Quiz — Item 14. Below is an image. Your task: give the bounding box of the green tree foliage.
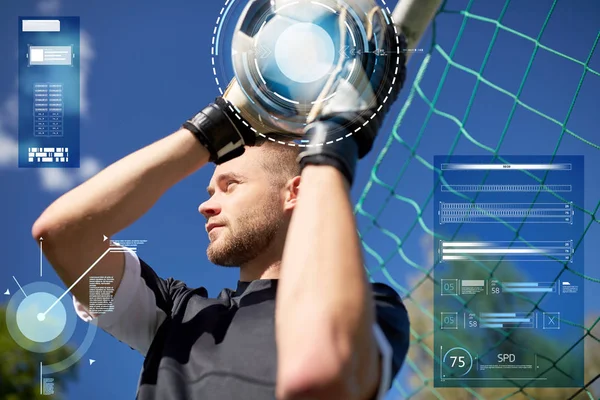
[0,305,79,399]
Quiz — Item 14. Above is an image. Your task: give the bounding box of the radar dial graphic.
[16,291,68,344]
[5,280,97,374]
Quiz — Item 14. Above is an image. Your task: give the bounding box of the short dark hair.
[252,133,302,186]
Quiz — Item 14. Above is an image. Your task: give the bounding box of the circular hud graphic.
[5,280,98,374]
[212,0,400,141]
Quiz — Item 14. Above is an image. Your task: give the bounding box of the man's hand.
[182,79,258,164]
[298,5,408,185]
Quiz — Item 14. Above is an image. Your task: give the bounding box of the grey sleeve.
[73,245,190,356]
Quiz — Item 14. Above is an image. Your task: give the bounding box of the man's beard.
[206,194,283,267]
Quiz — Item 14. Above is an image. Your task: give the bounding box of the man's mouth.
[206,222,225,233]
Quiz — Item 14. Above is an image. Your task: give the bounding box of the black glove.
[182,96,256,164]
[299,10,408,185]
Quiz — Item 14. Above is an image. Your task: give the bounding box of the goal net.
[358,0,600,398]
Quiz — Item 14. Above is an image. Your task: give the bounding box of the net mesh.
[356,0,600,398]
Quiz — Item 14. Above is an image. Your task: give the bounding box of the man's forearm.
[33,128,209,239]
[276,165,379,400]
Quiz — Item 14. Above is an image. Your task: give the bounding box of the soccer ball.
[231,0,383,136]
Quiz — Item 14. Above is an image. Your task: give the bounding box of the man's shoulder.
[370,282,401,300]
[168,282,240,313]
[370,282,408,314]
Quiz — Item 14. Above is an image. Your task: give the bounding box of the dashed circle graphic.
[211,0,401,148]
[5,280,99,374]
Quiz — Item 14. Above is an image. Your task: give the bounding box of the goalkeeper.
[32,2,410,399]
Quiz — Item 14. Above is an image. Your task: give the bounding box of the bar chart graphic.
[439,202,573,224]
[479,312,535,329]
[440,163,573,171]
[501,281,557,293]
[440,240,573,262]
[441,184,572,192]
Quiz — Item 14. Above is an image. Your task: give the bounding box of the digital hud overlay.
[18,17,80,168]
[433,155,584,388]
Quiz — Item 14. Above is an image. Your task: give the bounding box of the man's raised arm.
[32,85,256,310]
[274,7,408,400]
[31,129,210,307]
[276,164,381,400]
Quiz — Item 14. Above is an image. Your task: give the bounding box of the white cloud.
[0,126,18,166]
[38,167,76,192]
[36,155,104,192]
[2,93,18,128]
[36,0,61,15]
[79,31,96,118]
[78,156,102,180]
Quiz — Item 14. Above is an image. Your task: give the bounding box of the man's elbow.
[276,355,378,400]
[32,207,78,244]
[31,214,75,257]
[32,216,51,242]
[276,362,349,400]
[31,213,64,244]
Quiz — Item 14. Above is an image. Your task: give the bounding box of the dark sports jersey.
[74,246,410,399]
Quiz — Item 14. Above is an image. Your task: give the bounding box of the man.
[32,6,409,399]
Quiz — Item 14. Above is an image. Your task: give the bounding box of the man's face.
[199,147,286,267]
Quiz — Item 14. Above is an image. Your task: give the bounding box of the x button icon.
[543,312,560,329]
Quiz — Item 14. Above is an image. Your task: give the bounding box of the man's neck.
[239,258,282,281]
[239,229,287,281]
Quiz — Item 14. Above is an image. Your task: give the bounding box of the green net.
[356,0,600,398]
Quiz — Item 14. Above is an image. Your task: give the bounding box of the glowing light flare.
[274,23,336,83]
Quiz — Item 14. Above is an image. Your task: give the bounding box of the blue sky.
[0,0,599,399]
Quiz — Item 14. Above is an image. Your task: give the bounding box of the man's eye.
[226,181,238,190]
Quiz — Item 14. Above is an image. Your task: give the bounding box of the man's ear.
[283,176,301,212]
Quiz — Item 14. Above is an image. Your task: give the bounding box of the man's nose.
[198,198,221,218]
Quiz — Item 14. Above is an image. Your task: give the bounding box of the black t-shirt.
[74,248,410,399]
